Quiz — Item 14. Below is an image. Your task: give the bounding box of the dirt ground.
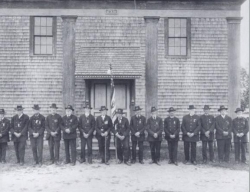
[0,144,249,192]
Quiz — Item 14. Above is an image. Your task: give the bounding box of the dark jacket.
[181,114,200,142]
[113,117,130,137]
[28,113,45,139]
[215,115,232,140]
[10,114,29,142]
[130,115,146,141]
[95,115,113,138]
[200,114,215,141]
[146,116,163,142]
[78,114,95,138]
[45,113,62,141]
[0,117,10,143]
[61,114,78,140]
[232,117,249,143]
[164,116,180,141]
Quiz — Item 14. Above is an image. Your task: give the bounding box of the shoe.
[88,158,92,164]
[192,161,197,165]
[20,162,24,166]
[242,161,248,165]
[38,163,42,167]
[71,162,76,166]
[117,160,123,164]
[155,161,161,166]
[203,160,207,164]
[2,160,6,164]
[80,159,86,164]
[168,160,172,164]
[105,161,110,165]
[65,161,70,164]
[139,161,144,164]
[131,160,136,164]
[235,161,240,164]
[184,160,188,164]
[210,160,215,163]
[16,160,20,164]
[55,161,60,165]
[33,162,38,166]
[49,161,54,165]
[174,162,178,166]
[149,160,155,164]
[125,161,131,166]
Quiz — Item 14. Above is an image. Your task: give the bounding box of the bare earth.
[0,160,248,192]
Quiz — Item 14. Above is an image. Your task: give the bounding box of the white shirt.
[221,115,226,119]
[102,115,105,120]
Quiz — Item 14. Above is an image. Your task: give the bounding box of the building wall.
[0,16,64,118]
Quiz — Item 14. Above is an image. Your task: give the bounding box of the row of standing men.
[0,104,248,166]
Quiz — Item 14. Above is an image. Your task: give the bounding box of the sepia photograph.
[0,0,249,191]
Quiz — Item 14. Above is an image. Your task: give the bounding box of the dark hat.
[218,105,228,112]
[65,105,74,111]
[99,106,108,111]
[167,107,176,112]
[15,105,24,111]
[188,105,196,110]
[133,106,142,111]
[83,104,92,110]
[203,105,211,110]
[50,103,58,109]
[32,104,41,110]
[0,109,5,114]
[116,108,124,114]
[235,107,244,113]
[151,107,157,113]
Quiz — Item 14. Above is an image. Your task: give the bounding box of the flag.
[108,64,116,123]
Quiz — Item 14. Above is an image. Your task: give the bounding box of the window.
[165,18,191,57]
[30,16,56,55]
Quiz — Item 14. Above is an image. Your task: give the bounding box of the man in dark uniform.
[181,105,200,165]
[147,107,163,165]
[232,107,249,164]
[130,106,146,164]
[78,104,95,164]
[164,107,180,166]
[0,109,10,163]
[10,105,29,166]
[61,105,78,166]
[45,103,62,165]
[28,105,45,166]
[113,108,131,166]
[95,106,112,165]
[215,105,232,163]
[200,105,215,164]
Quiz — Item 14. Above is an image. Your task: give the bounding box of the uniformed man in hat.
[95,106,112,165]
[0,109,10,163]
[130,106,146,164]
[61,105,78,166]
[232,107,249,164]
[78,104,95,164]
[45,103,62,165]
[164,107,180,166]
[113,108,131,166]
[147,107,163,165]
[215,105,232,163]
[181,105,200,165]
[28,105,45,166]
[200,105,215,163]
[10,105,29,166]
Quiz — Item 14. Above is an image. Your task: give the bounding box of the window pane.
[47,46,53,54]
[181,28,187,37]
[46,27,52,36]
[41,27,46,35]
[175,47,180,55]
[34,17,40,26]
[175,28,180,37]
[34,45,40,54]
[169,47,175,55]
[34,27,40,35]
[181,19,187,28]
[47,37,52,45]
[181,47,187,55]
[174,19,181,27]
[41,37,47,45]
[169,28,175,37]
[41,17,47,26]
[34,37,41,45]
[168,19,175,28]
[47,18,53,27]
[169,38,175,47]
[181,38,186,46]
[175,38,181,46]
[41,45,47,54]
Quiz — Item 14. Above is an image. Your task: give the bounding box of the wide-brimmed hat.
[203,105,211,110]
[65,105,74,111]
[168,107,176,112]
[83,104,92,110]
[15,105,24,111]
[99,106,108,111]
[235,107,244,113]
[188,105,196,110]
[151,107,157,113]
[218,105,228,112]
[0,109,5,114]
[50,103,58,109]
[32,104,41,110]
[116,108,124,114]
[133,106,142,111]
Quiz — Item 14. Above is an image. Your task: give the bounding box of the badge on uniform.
[226,121,229,125]
[139,120,141,124]
[70,119,73,122]
[194,119,196,122]
[174,121,175,125]
[2,123,5,126]
[209,119,211,123]
[104,121,108,125]
[54,119,58,123]
[242,121,245,125]
[156,122,158,125]
[87,120,89,124]
[18,123,20,127]
[36,120,40,124]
